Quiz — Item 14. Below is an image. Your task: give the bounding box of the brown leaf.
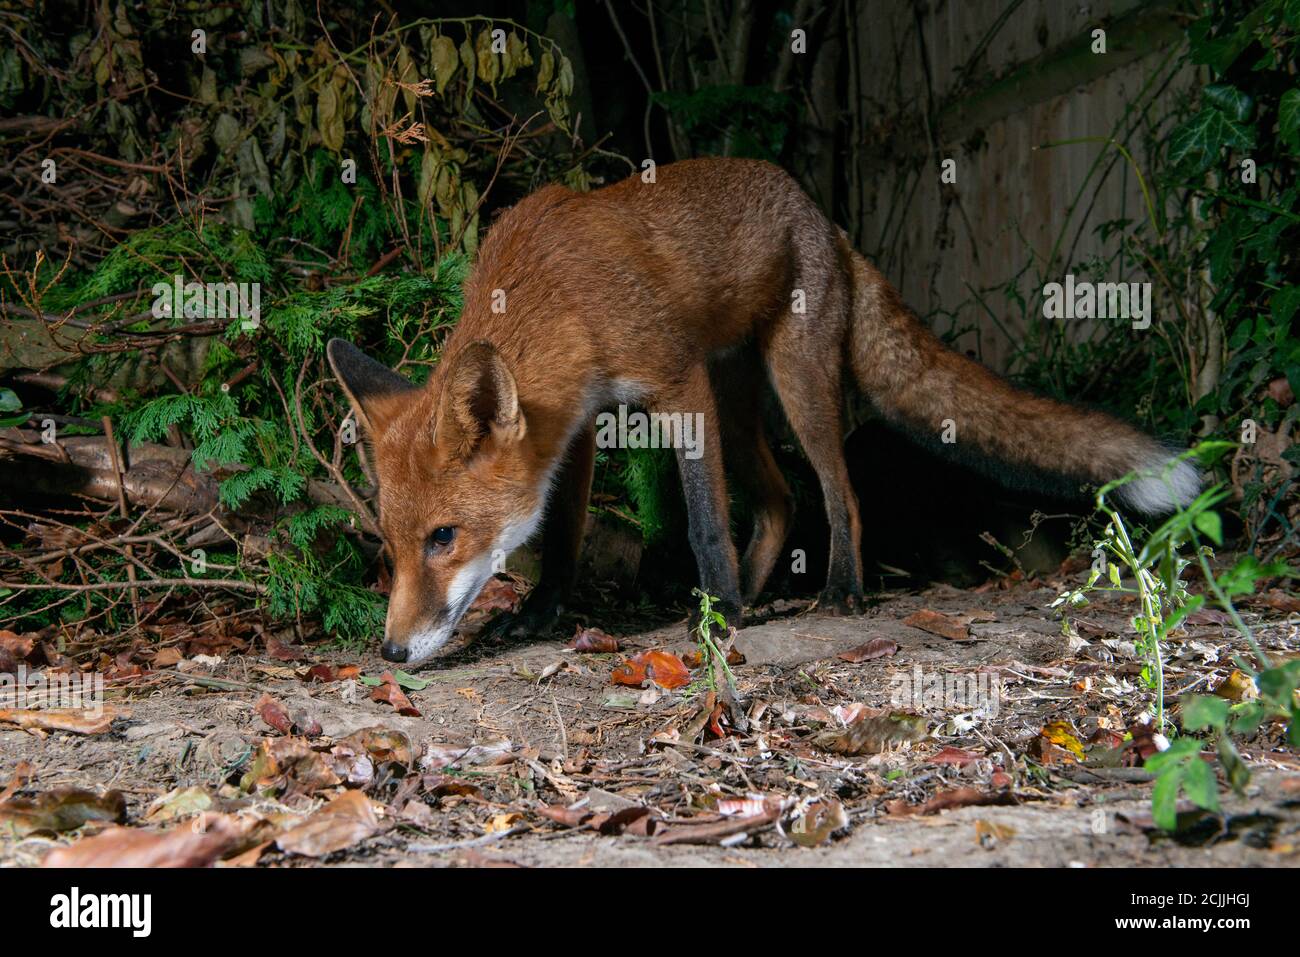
[43,815,247,867]
[788,799,848,847]
[0,760,33,802]
[889,787,1014,817]
[256,693,293,735]
[611,650,690,690]
[0,630,35,670]
[902,609,973,641]
[304,664,338,683]
[837,638,899,663]
[420,739,514,771]
[1254,590,1300,614]
[327,727,415,786]
[656,807,780,846]
[275,790,381,858]
[1267,376,1294,406]
[816,712,928,755]
[539,804,592,828]
[240,738,341,796]
[929,746,983,766]
[151,647,184,667]
[1213,669,1258,702]
[266,637,310,661]
[470,577,520,614]
[0,707,122,735]
[681,646,745,668]
[0,788,126,836]
[372,672,421,716]
[569,626,620,653]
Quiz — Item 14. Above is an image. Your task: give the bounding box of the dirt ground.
[2,566,1299,868]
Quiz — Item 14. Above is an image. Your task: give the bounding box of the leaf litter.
[3,560,1298,866]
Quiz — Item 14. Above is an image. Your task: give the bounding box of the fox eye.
[427,526,456,553]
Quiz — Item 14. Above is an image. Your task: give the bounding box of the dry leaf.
[569,626,620,653]
[469,577,519,614]
[275,790,381,858]
[143,786,213,823]
[929,746,983,766]
[1040,721,1085,760]
[902,610,973,641]
[611,650,690,690]
[837,638,899,663]
[788,799,848,847]
[43,815,247,867]
[372,672,420,716]
[1213,669,1258,702]
[256,693,293,734]
[816,712,928,755]
[0,788,126,836]
[0,707,123,735]
[484,812,523,834]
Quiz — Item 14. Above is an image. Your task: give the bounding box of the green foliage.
[985,0,1298,556]
[653,85,791,160]
[1055,441,1298,831]
[691,587,734,694]
[0,387,31,428]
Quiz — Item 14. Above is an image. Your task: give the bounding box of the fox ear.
[326,339,419,437]
[434,341,526,461]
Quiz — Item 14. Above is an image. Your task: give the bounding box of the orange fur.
[331,158,1196,665]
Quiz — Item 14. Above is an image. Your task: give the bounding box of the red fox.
[329,158,1199,666]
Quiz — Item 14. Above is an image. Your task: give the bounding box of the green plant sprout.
[1053,441,1298,829]
[691,587,735,694]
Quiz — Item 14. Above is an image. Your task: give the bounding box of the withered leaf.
[0,788,126,836]
[611,650,690,690]
[372,673,420,716]
[256,693,293,734]
[837,638,899,663]
[788,799,848,847]
[276,791,380,858]
[0,707,122,735]
[815,712,928,755]
[43,815,247,867]
[902,610,974,641]
[569,626,620,653]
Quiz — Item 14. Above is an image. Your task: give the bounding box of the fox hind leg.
[713,351,793,604]
[762,313,865,614]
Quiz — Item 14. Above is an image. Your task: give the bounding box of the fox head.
[327,339,544,666]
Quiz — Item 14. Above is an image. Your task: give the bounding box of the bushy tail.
[844,250,1199,515]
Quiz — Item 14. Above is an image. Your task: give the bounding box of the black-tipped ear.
[434,341,525,461]
[326,339,419,435]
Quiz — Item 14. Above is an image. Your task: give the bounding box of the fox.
[328,157,1200,666]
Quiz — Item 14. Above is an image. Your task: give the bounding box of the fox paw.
[816,588,865,616]
[485,598,563,642]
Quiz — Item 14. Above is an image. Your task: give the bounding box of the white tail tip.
[1112,454,1201,516]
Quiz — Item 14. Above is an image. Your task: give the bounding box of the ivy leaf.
[1167,108,1255,174]
[0,388,21,412]
[1280,89,1300,151]
[1203,83,1253,122]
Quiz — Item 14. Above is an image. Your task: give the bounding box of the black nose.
[380,640,408,663]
